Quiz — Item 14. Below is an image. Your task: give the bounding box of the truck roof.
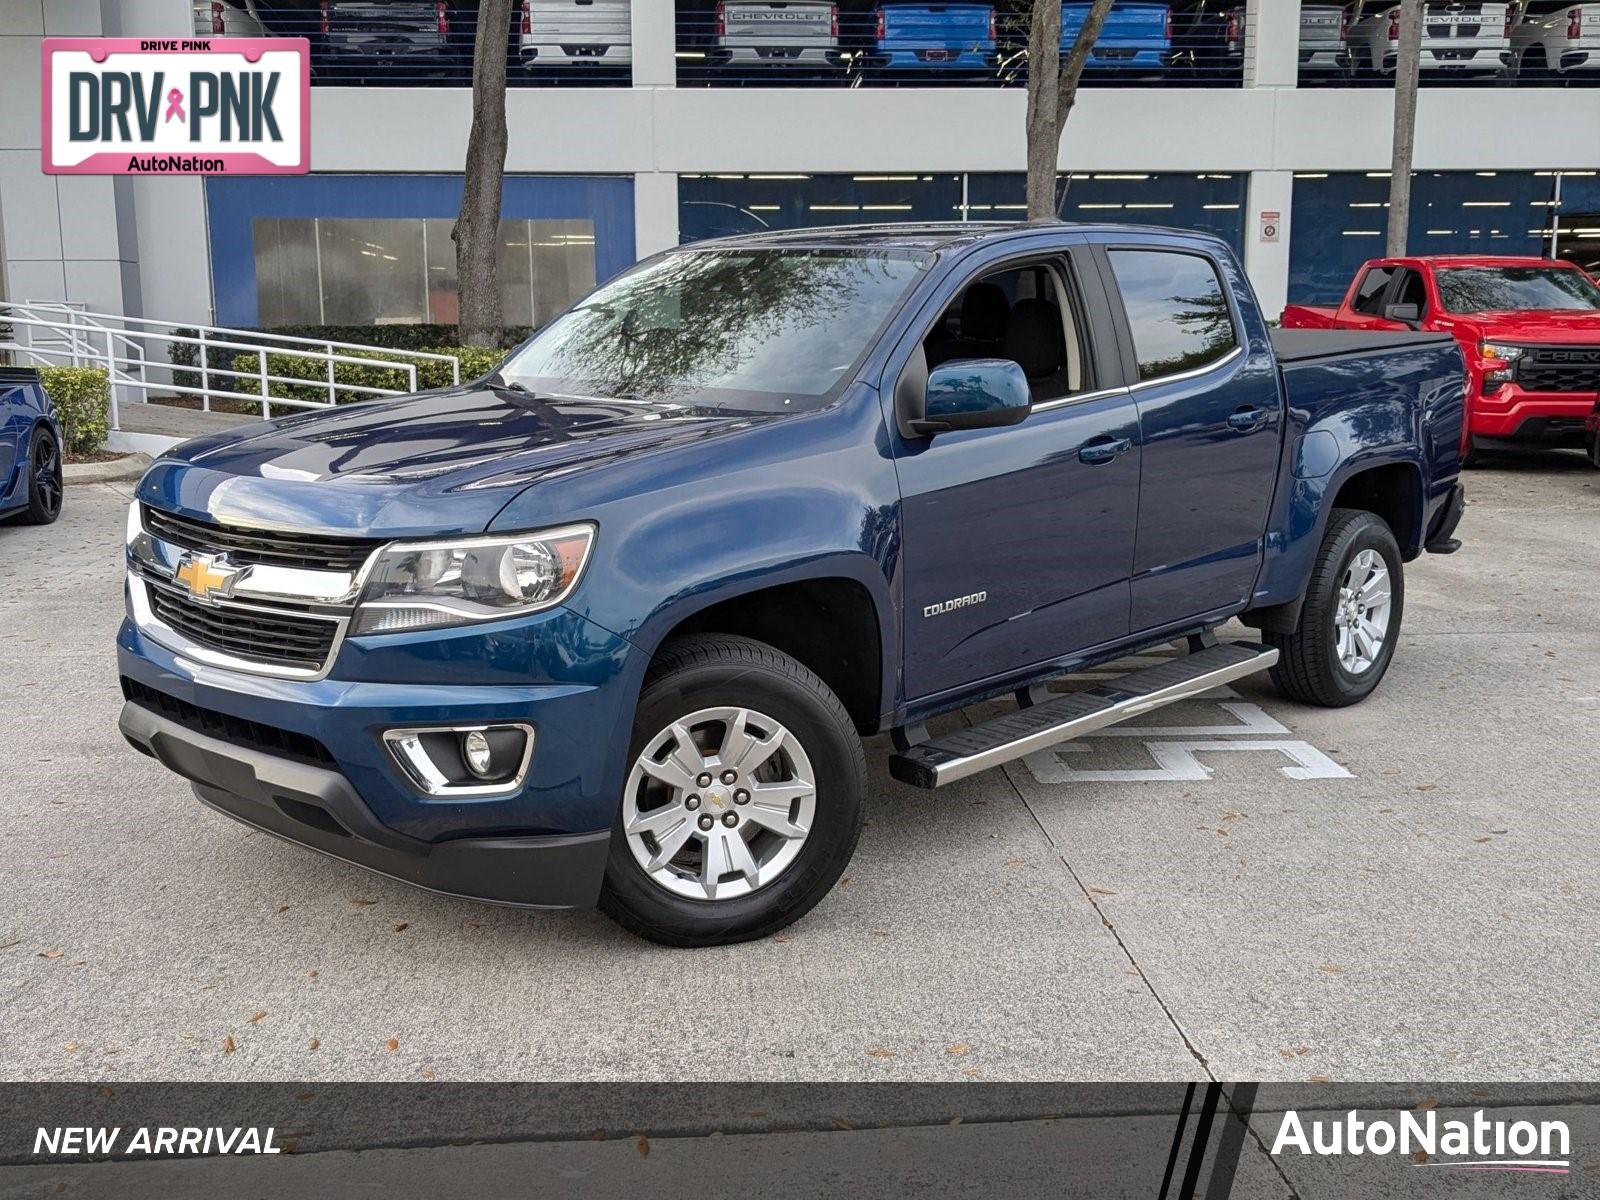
[1372,254,1576,270]
[685,220,1230,253]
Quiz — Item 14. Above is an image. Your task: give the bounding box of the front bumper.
[119,700,610,908]
[1471,386,1598,441]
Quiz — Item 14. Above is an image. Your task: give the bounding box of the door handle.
[1078,436,1132,465]
[1227,407,1268,433]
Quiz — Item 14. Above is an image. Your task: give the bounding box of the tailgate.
[1064,2,1169,45]
[1298,5,1344,47]
[328,1,440,33]
[722,2,835,41]
[1422,1,1507,42]
[880,4,992,46]
[527,0,629,40]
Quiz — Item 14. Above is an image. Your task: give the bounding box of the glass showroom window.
[252,217,596,327]
[679,172,1246,251]
[1287,171,1562,303]
[679,174,963,242]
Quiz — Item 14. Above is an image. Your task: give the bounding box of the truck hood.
[136,383,766,539]
[1439,310,1600,342]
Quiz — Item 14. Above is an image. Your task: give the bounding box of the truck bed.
[1270,328,1456,364]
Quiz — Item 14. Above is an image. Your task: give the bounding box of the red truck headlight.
[1479,340,1524,392]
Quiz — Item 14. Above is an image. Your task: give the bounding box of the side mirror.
[1385,302,1421,327]
[909,358,1032,438]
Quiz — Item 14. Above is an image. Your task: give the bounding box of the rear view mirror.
[909,358,1032,438]
[1385,302,1421,326]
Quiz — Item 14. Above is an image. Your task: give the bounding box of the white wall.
[10,0,1600,322]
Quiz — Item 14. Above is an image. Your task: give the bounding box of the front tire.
[599,635,866,947]
[1266,509,1404,707]
[18,428,63,525]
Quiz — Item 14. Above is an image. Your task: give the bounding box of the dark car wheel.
[599,635,866,948]
[1266,509,1404,708]
[19,428,63,525]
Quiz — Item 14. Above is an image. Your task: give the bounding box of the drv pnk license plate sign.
[42,38,309,176]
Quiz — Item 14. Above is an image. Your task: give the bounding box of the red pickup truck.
[1282,256,1600,465]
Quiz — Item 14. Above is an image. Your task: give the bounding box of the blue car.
[1064,1,1172,76]
[872,3,997,75]
[0,367,63,526]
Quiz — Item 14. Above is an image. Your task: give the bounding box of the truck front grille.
[1518,348,1600,395]
[142,505,382,573]
[146,581,341,672]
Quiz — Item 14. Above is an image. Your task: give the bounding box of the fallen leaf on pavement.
[308,1038,320,1050]
[64,1042,81,1052]
[39,950,63,959]
[1309,1074,1332,1083]
[947,1043,970,1055]
[1318,964,1344,975]
[1089,887,1117,896]
[832,1118,854,1131]
[867,1047,895,1059]
[222,1036,235,1054]
[393,923,409,933]
[1415,1097,1439,1112]
[248,1011,267,1024]
[1416,784,1437,792]
[635,1135,650,1157]
[386,1038,399,1052]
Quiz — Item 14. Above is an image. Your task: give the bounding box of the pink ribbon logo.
[164,87,185,123]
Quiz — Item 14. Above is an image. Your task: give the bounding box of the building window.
[679,172,1247,252]
[1287,170,1567,303]
[250,217,595,328]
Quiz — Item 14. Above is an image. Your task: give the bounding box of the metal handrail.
[0,303,459,427]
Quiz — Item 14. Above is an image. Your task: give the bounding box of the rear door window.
[1351,266,1397,315]
[1107,250,1239,383]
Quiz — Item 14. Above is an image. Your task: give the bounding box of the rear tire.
[599,635,866,948]
[1266,509,1404,708]
[18,428,63,525]
[1587,427,1600,470]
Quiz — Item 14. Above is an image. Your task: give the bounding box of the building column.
[1245,170,1293,319]
[630,0,676,89]
[1243,0,1300,89]
[633,171,680,259]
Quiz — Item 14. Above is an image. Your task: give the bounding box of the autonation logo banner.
[1272,1108,1572,1176]
[42,37,309,175]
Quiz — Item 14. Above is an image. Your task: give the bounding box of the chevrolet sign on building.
[42,37,309,175]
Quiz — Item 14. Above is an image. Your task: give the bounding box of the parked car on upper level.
[1299,3,1351,73]
[192,0,269,36]
[0,367,63,528]
[1282,255,1600,462]
[1169,1,1245,80]
[519,0,632,71]
[1507,1,1600,79]
[117,222,1465,947]
[1344,0,1511,78]
[316,0,469,83]
[1064,1,1172,76]
[709,1,844,73]
[868,3,997,76]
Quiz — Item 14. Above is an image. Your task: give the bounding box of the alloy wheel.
[1333,548,1391,675]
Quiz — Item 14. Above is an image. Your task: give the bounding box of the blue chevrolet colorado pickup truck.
[118,222,1466,946]
[0,367,64,527]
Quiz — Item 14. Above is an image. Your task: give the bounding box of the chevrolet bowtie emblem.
[175,554,238,603]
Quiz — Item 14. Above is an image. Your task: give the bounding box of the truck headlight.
[352,524,594,636]
[1479,341,1523,393]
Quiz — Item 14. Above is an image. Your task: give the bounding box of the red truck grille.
[1517,347,1600,394]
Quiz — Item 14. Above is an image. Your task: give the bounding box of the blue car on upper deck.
[117,221,1466,947]
[1065,0,1172,75]
[870,3,997,75]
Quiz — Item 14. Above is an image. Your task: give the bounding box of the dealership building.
[5,0,1600,337]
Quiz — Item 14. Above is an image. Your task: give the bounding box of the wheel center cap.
[707,789,729,810]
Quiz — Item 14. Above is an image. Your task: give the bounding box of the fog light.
[463,730,493,778]
[383,723,535,796]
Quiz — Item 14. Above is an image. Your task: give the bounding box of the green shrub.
[39,366,110,455]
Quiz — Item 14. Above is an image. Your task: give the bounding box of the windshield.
[496,247,930,413]
[1435,266,1600,314]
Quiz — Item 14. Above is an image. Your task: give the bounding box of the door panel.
[894,244,1141,702]
[1102,246,1282,631]
[898,391,1141,699]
